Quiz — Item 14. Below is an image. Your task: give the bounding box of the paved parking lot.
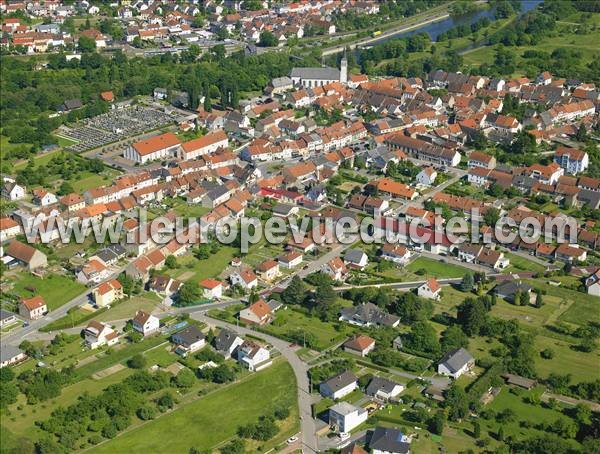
[60,106,175,153]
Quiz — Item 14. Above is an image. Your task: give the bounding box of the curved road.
[191,313,319,453]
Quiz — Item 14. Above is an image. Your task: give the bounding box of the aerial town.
[0,1,599,453]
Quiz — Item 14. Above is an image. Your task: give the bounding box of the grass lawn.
[533,334,600,384]
[263,307,351,351]
[503,252,546,274]
[69,171,120,193]
[166,245,239,282]
[10,273,86,311]
[556,290,600,327]
[12,149,60,171]
[406,257,469,279]
[91,360,298,453]
[2,367,134,443]
[143,343,178,368]
[93,293,162,324]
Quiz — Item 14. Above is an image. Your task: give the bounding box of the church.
[290,58,348,88]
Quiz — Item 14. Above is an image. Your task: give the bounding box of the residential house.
[416,167,437,186]
[230,268,258,289]
[0,217,21,242]
[5,240,47,270]
[339,303,400,328]
[32,189,58,206]
[256,259,280,282]
[380,243,411,265]
[585,269,600,297]
[0,345,27,368]
[319,370,358,399]
[200,278,223,299]
[132,310,160,336]
[92,279,123,307]
[172,325,205,355]
[343,335,376,357]
[322,257,348,281]
[278,250,303,269]
[237,339,272,372]
[468,151,496,169]
[19,296,47,319]
[437,347,474,379]
[494,280,533,304]
[2,181,25,200]
[214,328,243,359]
[343,249,369,270]
[554,147,589,174]
[366,377,405,401]
[417,278,441,300]
[180,130,228,160]
[555,243,587,262]
[0,309,17,328]
[369,427,411,454]
[329,402,368,433]
[84,321,119,349]
[239,299,272,325]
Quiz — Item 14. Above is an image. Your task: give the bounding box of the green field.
[503,252,547,274]
[406,257,469,279]
[10,273,86,311]
[166,245,239,282]
[91,361,298,453]
[262,307,350,350]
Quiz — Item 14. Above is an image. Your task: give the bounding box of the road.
[190,313,319,454]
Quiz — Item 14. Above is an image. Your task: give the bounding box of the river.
[367,0,543,47]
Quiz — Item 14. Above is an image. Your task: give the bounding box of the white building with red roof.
[124,132,181,164]
[19,295,47,319]
[417,278,442,300]
[200,278,223,299]
[92,279,123,307]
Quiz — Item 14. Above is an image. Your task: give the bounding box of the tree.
[78,36,96,53]
[473,421,481,438]
[460,273,475,292]
[540,348,554,359]
[281,276,306,305]
[497,426,505,442]
[441,325,469,354]
[519,290,530,307]
[178,281,202,306]
[456,298,489,336]
[165,255,178,269]
[220,438,245,454]
[535,290,544,308]
[258,31,278,47]
[174,368,196,388]
[484,207,500,227]
[128,354,147,369]
[405,321,440,356]
[428,410,446,435]
[445,383,469,421]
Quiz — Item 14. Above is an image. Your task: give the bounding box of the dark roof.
[369,427,410,453]
[340,303,399,327]
[172,325,204,346]
[438,347,473,373]
[321,370,358,393]
[61,99,83,110]
[0,344,24,363]
[291,67,340,81]
[0,309,17,322]
[214,328,241,352]
[494,280,532,298]
[344,248,367,264]
[366,377,401,396]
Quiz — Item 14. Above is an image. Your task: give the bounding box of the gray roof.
[272,203,295,215]
[0,309,17,322]
[94,249,118,263]
[266,299,282,312]
[494,280,532,298]
[0,344,24,363]
[271,76,293,88]
[205,185,229,201]
[171,325,204,347]
[321,370,358,393]
[329,401,362,416]
[369,427,410,453]
[106,243,127,257]
[291,67,340,81]
[344,248,366,264]
[214,328,241,352]
[438,347,473,374]
[340,303,399,327]
[366,377,401,396]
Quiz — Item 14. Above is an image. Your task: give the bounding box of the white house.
[84,321,119,349]
[329,402,368,433]
[0,218,21,243]
[171,325,205,355]
[343,335,376,357]
[214,328,244,359]
[2,182,25,201]
[417,278,441,301]
[416,167,437,186]
[322,257,348,281]
[366,377,405,401]
[230,268,258,289]
[0,345,27,368]
[319,370,358,399]
[179,130,229,161]
[239,299,272,326]
[19,296,47,319]
[131,310,160,336]
[437,347,474,379]
[554,147,589,175]
[278,251,303,269]
[585,270,600,297]
[32,189,58,206]
[343,248,369,270]
[199,278,223,299]
[124,132,181,164]
[237,340,272,372]
[380,243,411,265]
